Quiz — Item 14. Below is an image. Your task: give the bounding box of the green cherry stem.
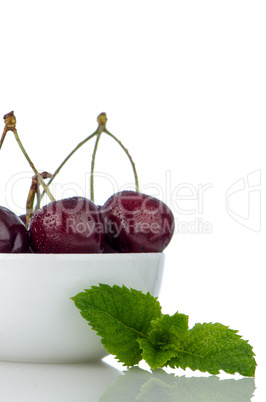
[0,127,8,149]
[1,112,56,203]
[26,186,36,228]
[13,129,56,202]
[90,127,104,202]
[27,172,52,226]
[42,129,98,194]
[39,119,105,203]
[89,113,140,200]
[103,127,139,193]
[37,112,139,204]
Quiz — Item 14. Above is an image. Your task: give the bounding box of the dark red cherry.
[19,214,27,225]
[0,206,30,253]
[97,205,117,253]
[29,196,104,253]
[102,190,175,253]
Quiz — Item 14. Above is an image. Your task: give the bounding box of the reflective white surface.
[0,359,255,402]
[101,364,256,402]
[0,253,164,363]
[0,360,121,402]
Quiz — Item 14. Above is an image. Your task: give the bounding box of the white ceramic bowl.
[0,253,164,363]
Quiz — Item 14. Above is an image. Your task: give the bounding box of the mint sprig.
[71,284,256,377]
[72,284,162,366]
[167,322,256,377]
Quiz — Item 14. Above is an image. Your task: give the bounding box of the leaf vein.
[89,305,148,338]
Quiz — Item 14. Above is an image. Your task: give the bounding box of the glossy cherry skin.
[102,190,175,253]
[0,206,30,253]
[19,214,27,225]
[29,197,104,253]
[97,205,117,253]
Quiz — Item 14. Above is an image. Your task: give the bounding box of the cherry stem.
[90,127,104,202]
[1,112,56,203]
[26,187,35,228]
[25,172,53,225]
[89,113,139,202]
[39,129,99,202]
[0,127,8,149]
[15,111,139,206]
[33,171,53,213]
[103,127,139,193]
[13,129,56,203]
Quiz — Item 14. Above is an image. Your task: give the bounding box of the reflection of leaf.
[100,367,256,402]
[137,378,173,401]
[100,367,150,401]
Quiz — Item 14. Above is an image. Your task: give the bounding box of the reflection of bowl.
[0,360,122,401]
[0,253,164,363]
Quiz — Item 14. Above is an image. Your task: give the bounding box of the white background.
[0,1,265,400]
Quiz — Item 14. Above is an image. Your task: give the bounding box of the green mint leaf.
[71,284,162,366]
[138,338,178,369]
[149,312,189,347]
[72,285,256,376]
[138,313,189,369]
[168,322,256,377]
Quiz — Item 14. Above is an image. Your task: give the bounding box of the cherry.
[102,190,175,253]
[19,214,27,225]
[0,206,30,253]
[29,197,104,253]
[96,206,117,253]
[1,112,176,255]
[102,242,117,253]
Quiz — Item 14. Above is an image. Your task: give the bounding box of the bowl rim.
[0,252,164,261]
[0,252,164,256]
